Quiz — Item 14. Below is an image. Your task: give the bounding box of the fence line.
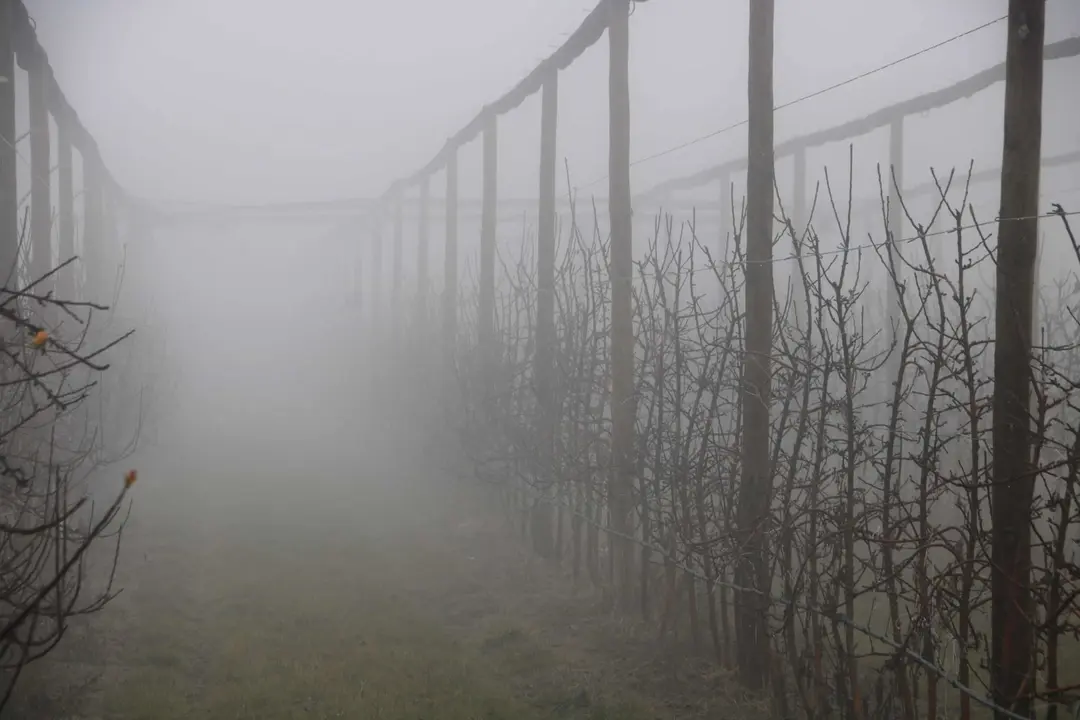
[0,0,128,303]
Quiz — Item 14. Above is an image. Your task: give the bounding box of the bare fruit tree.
[0,218,138,711]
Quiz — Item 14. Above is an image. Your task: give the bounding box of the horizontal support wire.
[640,35,1080,200]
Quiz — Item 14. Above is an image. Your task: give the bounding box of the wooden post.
[27,45,50,295]
[791,148,807,309]
[0,0,15,289]
[479,114,497,404]
[57,119,74,302]
[719,172,731,263]
[81,147,103,303]
[417,174,430,330]
[882,118,906,433]
[355,236,364,326]
[736,0,774,690]
[392,193,403,349]
[532,67,558,560]
[607,0,635,610]
[443,149,459,380]
[371,210,383,333]
[886,118,905,340]
[991,1,1045,717]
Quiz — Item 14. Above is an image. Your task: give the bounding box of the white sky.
[23,0,1080,206]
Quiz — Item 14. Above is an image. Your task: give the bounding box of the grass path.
[10,455,717,720]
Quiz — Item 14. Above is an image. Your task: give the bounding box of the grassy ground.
[8,437,758,720]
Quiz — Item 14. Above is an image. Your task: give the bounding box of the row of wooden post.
[357,0,913,693]
[359,0,637,586]
[0,0,116,310]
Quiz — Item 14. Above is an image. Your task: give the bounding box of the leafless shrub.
[429,158,1080,720]
[0,216,138,712]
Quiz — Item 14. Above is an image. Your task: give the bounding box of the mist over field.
[2,1,1079,718]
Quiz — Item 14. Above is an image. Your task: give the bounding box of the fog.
[26,0,1080,204]
[6,0,1080,717]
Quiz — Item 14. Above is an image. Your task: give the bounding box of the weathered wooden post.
[881,117,907,440]
[56,116,74,303]
[736,0,775,690]
[371,209,383,335]
[991,1,1045,717]
[791,147,807,309]
[479,114,497,405]
[27,44,50,296]
[417,174,430,331]
[392,192,404,349]
[443,148,458,386]
[81,145,103,303]
[607,0,635,610]
[355,232,364,328]
[719,171,732,264]
[532,65,558,560]
[886,118,905,339]
[0,0,16,291]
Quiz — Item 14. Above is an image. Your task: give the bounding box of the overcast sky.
[22,0,1080,207]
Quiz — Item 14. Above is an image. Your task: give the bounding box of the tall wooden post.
[443,149,459,379]
[719,172,732,263]
[0,0,16,290]
[791,148,807,310]
[27,46,50,295]
[371,210,383,333]
[360,235,369,328]
[392,194,403,348]
[532,67,558,560]
[57,122,74,303]
[736,0,775,690]
[607,0,635,609]
[479,114,497,404]
[886,119,905,336]
[882,118,907,436]
[417,174,430,330]
[991,1,1045,717]
[82,147,103,303]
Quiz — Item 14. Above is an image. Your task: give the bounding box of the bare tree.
[0,221,137,711]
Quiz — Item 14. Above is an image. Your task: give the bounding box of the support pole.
[371,210,382,334]
[791,148,807,310]
[417,174,430,330]
[479,114,497,405]
[991,2,1045,717]
[533,67,558,560]
[736,0,775,690]
[719,171,731,263]
[0,0,15,290]
[443,149,459,383]
[82,148,103,303]
[392,194,403,349]
[886,118,905,339]
[607,0,635,610]
[57,120,74,303]
[27,45,50,297]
